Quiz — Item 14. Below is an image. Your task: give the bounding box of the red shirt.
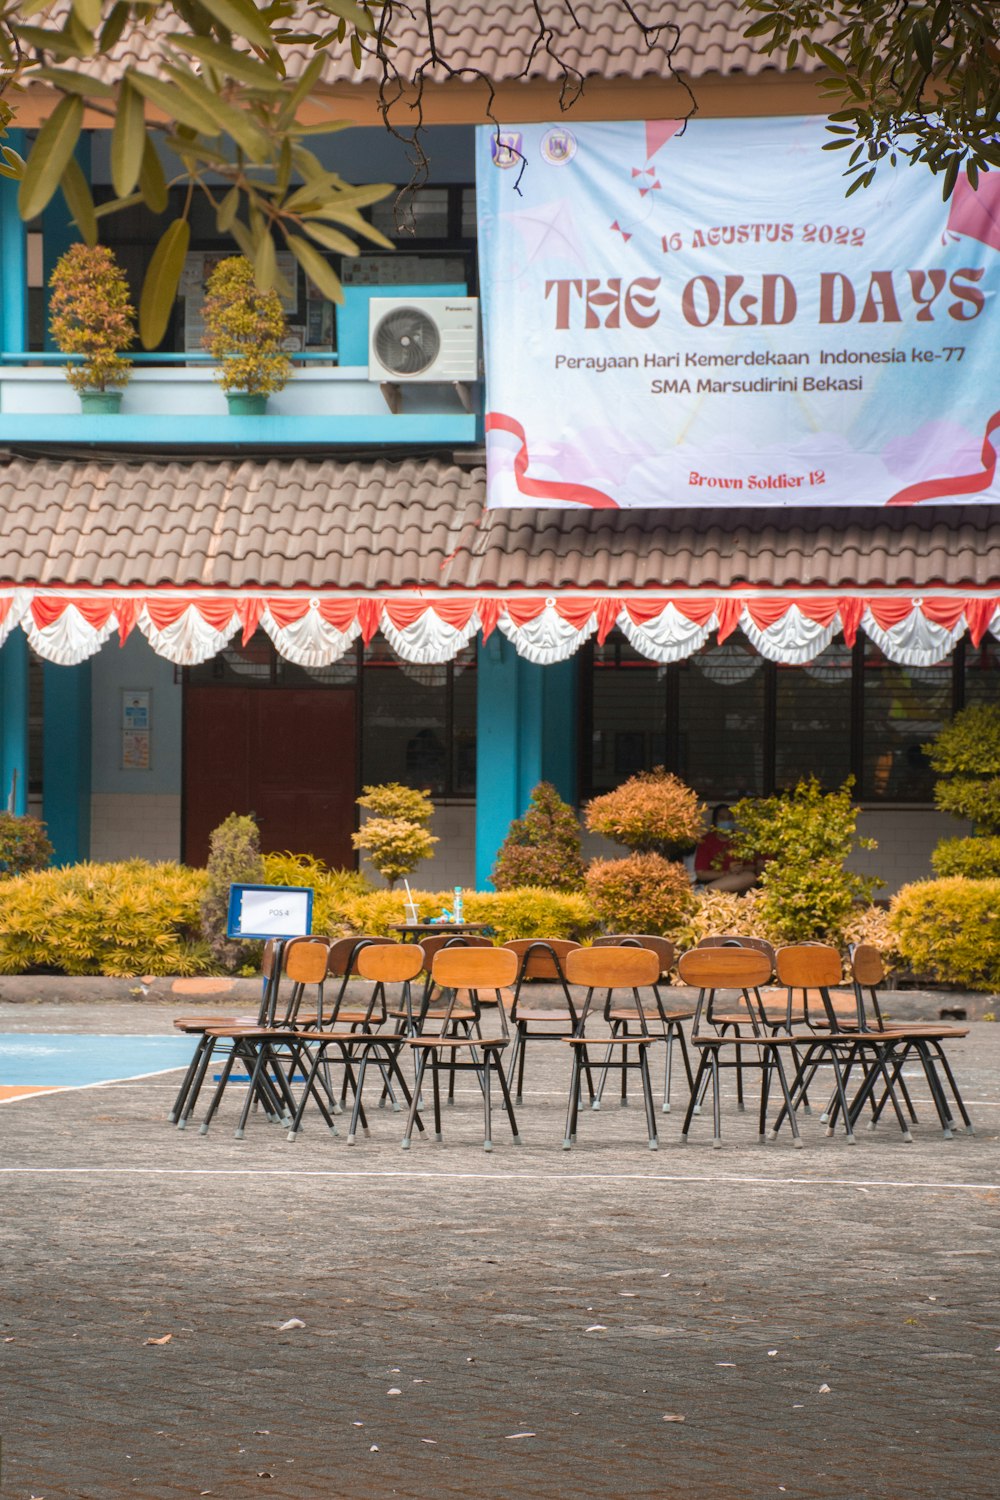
[694,829,736,876]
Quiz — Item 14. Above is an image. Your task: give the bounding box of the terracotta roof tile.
[1,453,998,595]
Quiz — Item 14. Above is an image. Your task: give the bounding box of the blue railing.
[0,350,340,365]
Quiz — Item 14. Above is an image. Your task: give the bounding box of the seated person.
[694,803,758,893]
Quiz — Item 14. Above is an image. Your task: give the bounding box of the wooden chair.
[592,935,694,1113]
[181,937,332,1138]
[561,946,660,1151]
[286,943,427,1146]
[503,939,588,1104]
[402,946,520,1153]
[676,947,807,1148]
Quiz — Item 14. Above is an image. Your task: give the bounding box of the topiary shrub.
[925,702,1000,832]
[492,782,585,891]
[0,860,212,976]
[730,777,880,943]
[585,767,704,857]
[352,782,438,889]
[931,835,1000,879]
[891,877,1000,990]
[0,813,53,878]
[585,852,694,936]
[201,255,292,397]
[199,813,265,972]
[48,243,135,394]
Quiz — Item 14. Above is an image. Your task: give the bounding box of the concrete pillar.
[43,660,92,862]
[0,128,27,354]
[0,633,29,815]
[475,637,579,888]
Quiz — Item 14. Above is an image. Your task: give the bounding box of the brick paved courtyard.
[1,1001,998,1500]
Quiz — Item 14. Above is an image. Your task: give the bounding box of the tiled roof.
[38,0,817,89]
[1,453,998,592]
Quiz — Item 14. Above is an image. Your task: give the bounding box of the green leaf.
[283,232,343,304]
[161,64,271,158]
[13,24,81,60]
[319,0,374,35]
[276,54,325,130]
[254,226,277,289]
[216,185,239,232]
[18,94,84,221]
[139,135,169,214]
[167,35,285,89]
[70,0,102,30]
[60,154,97,245]
[34,67,115,98]
[93,191,146,218]
[140,218,191,348]
[196,0,274,52]
[301,220,359,256]
[130,70,223,137]
[99,2,130,53]
[912,20,933,74]
[112,79,147,198]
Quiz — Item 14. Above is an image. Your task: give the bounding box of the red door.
[183,687,356,868]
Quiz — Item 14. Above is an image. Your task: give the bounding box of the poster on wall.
[475,115,1000,509]
[121,689,151,771]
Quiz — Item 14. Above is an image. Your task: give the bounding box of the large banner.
[475,116,1000,509]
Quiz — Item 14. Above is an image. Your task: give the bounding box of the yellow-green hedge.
[890,877,1000,990]
[0,860,212,977]
[335,887,600,944]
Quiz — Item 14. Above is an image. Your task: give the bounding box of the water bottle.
[453,886,464,923]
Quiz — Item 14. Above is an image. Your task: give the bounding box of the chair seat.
[513,1008,575,1025]
[694,1031,876,1048]
[407,1036,507,1050]
[608,1007,693,1023]
[390,1007,475,1021]
[567,1035,652,1047]
[174,1014,258,1031]
[871,1024,969,1038]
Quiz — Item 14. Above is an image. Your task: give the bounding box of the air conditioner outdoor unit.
[368,296,480,382]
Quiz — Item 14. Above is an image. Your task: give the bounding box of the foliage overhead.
[47,242,135,392]
[585,767,704,858]
[924,702,1000,831]
[742,1,1000,197]
[2,1,990,345]
[201,254,292,396]
[492,781,585,892]
[730,776,880,942]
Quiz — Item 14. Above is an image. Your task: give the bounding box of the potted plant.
[47,244,135,413]
[201,256,292,414]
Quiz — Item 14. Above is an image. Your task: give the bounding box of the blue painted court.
[0,1034,194,1096]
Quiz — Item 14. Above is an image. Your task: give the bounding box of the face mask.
[717,820,734,831]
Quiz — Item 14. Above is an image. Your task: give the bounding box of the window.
[677,642,766,799]
[775,639,853,791]
[361,643,476,798]
[965,637,1000,705]
[860,650,950,801]
[590,642,664,791]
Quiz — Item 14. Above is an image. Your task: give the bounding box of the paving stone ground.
[1,1000,998,1500]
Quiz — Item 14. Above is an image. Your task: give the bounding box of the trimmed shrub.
[891,877,1000,990]
[261,851,370,935]
[492,782,585,891]
[200,813,265,972]
[842,903,902,973]
[925,702,1000,831]
[0,813,53,878]
[352,782,438,888]
[585,852,694,936]
[671,886,772,952]
[0,860,212,976]
[931,835,1000,880]
[731,777,880,943]
[585,767,704,857]
[336,886,600,944]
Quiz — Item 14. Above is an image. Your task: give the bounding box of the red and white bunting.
[1,590,998,669]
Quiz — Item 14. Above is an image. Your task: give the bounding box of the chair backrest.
[432,945,518,991]
[356,942,425,984]
[676,947,773,991]
[504,938,580,980]
[592,934,674,976]
[326,935,394,978]
[564,945,660,989]
[851,944,885,987]
[697,934,776,970]
[419,932,493,966]
[282,937,330,986]
[775,944,842,989]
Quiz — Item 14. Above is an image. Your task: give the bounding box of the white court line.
[0,1166,996,1192]
[0,1066,191,1103]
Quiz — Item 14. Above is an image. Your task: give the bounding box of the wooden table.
[389,922,491,942]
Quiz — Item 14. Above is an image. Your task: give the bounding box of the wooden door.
[183,686,356,868]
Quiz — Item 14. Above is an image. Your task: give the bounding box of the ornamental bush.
[352,783,438,888]
[201,256,292,397]
[584,852,694,936]
[48,243,135,393]
[492,782,585,891]
[0,813,53,879]
[729,777,880,943]
[585,767,704,857]
[891,877,1000,990]
[336,886,599,943]
[931,835,1000,880]
[925,702,1000,831]
[671,886,772,952]
[199,812,265,972]
[261,851,370,935]
[0,860,211,976]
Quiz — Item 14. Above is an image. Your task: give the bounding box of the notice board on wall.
[475,115,999,510]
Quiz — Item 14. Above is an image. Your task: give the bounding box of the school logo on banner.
[475,116,1000,509]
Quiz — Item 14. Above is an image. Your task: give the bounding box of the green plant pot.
[226,391,269,416]
[79,389,123,414]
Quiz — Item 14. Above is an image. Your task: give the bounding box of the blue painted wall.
[90,634,182,797]
[475,638,579,888]
[0,634,29,815]
[42,662,91,862]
